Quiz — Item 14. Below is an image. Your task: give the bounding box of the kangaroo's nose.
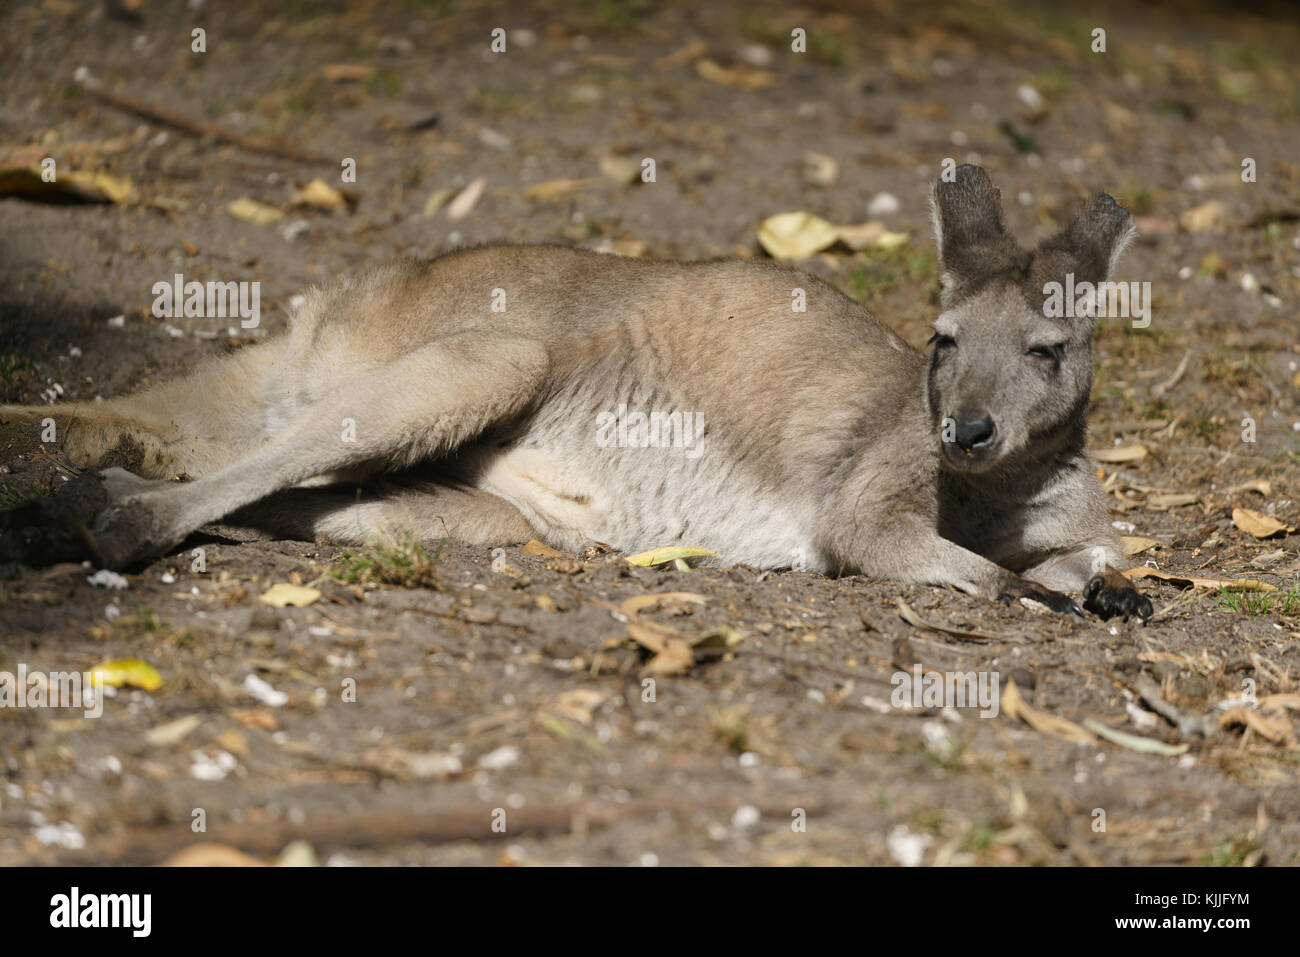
[954,415,996,451]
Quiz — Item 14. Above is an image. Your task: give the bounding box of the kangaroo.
[0,165,1151,621]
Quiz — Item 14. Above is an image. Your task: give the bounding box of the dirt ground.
[1,0,1299,866]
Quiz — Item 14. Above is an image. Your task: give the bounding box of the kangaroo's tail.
[0,341,280,480]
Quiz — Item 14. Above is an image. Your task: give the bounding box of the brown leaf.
[522,178,594,201]
[321,63,375,83]
[1219,706,1295,744]
[1122,536,1164,557]
[694,58,777,90]
[1001,679,1099,745]
[1123,566,1277,592]
[619,592,708,618]
[627,621,696,676]
[522,539,567,559]
[1232,507,1293,539]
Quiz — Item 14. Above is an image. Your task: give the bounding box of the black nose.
[954,415,996,451]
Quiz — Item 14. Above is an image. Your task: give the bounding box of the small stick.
[1150,349,1192,399]
[81,80,332,165]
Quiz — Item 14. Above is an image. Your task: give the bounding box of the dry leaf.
[1228,479,1271,497]
[802,151,838,187]
[1123,566,1277,592]
[1122,536,1164,557]
[290,177,349,212]
[321,63,375,82]
[227,197,285,224]
[757,211,838,260]
[0,166,133,204]
[1179,199,1227,233]
[523,178,593,201]
[620,591,708,617]
[896,598,1004,641]
[833,221,887,250]
[445,176,486,221]
[624,546,717,567]
[231,708,280,731]
[1232,507,1293,539]
[144,714,202,747]
[1001,679,1098,745]
[1146,492,1199,509]
[548,689,611,725]
[89,658,163,692]
[1092,444,1148,463]
[1219,706,1295,744]
[598,154,642,185]
[522,539,567,559]
[627,621,696,676]
[1082,719,1188,755]
[653,41,709,71]
[422,187,454,217]
[164,843,268,867]
[694,58,777,90]
[259,583,321,607]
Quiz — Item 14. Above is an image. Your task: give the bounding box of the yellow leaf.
[290,177,348,212]
[227,197,285,224]
[0,166,132,203]
[833,221,886,250]
[624,546,718,567]
[1232,507,1293,539]
[757,211,838,260]
[89,658,163,692]
[259,583,321,607]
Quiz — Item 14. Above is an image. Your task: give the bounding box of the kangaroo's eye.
[1028,343,1065,362]
[928,333,956,349]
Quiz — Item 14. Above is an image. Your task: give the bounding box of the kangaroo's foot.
[0,468,168,567]
[1082,568,1153,622]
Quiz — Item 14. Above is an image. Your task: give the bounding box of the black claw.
[1082,572,1153,623]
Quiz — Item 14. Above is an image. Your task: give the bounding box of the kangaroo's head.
[924,164,1134,476]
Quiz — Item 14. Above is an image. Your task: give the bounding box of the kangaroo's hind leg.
[88,335,549,568]
[223,477,537,548]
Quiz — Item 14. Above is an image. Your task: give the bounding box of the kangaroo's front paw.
[998,576,1084,617]
[1083,569,1153,622]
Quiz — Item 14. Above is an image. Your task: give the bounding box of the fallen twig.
[81,79,332,165]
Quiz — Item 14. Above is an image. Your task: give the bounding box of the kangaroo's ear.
[1034,192,1135,288]
[931,165,1026,306]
